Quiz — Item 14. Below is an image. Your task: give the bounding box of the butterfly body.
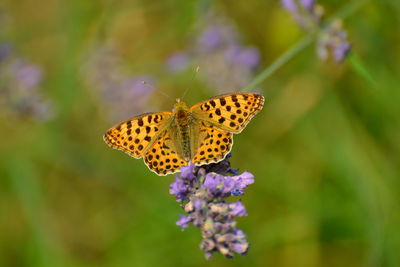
[104,93,264,175]
[173,99,192,161]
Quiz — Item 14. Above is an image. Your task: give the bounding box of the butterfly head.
[173,98,188,113]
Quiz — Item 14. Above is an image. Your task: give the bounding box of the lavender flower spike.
[0,46,54,121]
[317,19,351,63]
[166,51,190,73]
[281,0,351,62]
[169,154,254,259]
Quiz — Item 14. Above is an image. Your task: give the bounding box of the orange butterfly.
[104,93,264,175]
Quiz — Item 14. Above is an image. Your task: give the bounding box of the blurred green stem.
[7,156,56,267]
[348,53,378,87]
[243,33,315,92]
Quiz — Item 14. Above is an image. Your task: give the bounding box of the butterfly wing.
[189,92,263,166]
[190,120,233,165]
[103,112,173,158]
[190,93,264,133]
[144,129,188,175]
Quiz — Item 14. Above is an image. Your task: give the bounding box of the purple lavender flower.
[83,45,155,122]
[300,0,315,11]
[333,41,351,62]
[204,171,254,197]
[195,21,260,93]
[0,43,12,62]
[180,163,196,180]
[166,51,190,73]
[197,25,238,53]
[198,27,224,51]
[169,176,189,202]
[11,59,43,90]
[164,17,260,94]
[281,0,298,15]
[176,215,191,230]
[317,20,351,63]
[281,0,351,62]
[226,46,260,69]
[228,201,247,217]
[281,0,321,29]
[170,154,254,259]
[0,48,54,121]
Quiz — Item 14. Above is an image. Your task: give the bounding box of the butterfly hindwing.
[103,112,173,158]
[190,93,264,133]
[191,121,233,165]
[144,130,188,175]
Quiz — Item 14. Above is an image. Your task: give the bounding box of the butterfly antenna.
[181,65,200,100]
[141,81,173,102]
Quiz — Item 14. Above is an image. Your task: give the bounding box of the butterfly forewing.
[190,93,264,133]
[103,112,173,158]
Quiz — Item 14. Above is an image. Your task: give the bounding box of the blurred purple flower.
[176,215,191,230]
[0,47,54,121]
[180,163,196,180]
[166,51,190,73]
[281,0,351,62]
[195,22,260,93]
[203,173,223,193]
[198,27,223,51]
[281,0,321,29]
[229,201,247,217]
[334,42,351,62]
[11,59,43,90]
[234,171,255,187]
[204,171,254,197]
[0,43,12,62]
[197,25,237,52]
[281,0,298,14]
[169,153,253,259]
[165,17,260,94]
[169,176,189,202]
[226,46,260,69]
[317,20,351,63]
[300,0,315,11]
[83,45,155,122]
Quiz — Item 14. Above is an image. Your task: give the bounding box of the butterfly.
[103,93,264,175]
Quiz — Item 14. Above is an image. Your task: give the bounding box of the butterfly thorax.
[173,99,192,161]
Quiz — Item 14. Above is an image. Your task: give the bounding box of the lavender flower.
[0,46,54,121]
[317,19,351,63]
[281,0,351,62]
[166,51,190,73]
[169,154,254,259]
[281,0,299,15]
[0,43,12,62]
[165,17,260,94]
[196,22,260,94]
[83,45,155,122]
[300,0,316,12]
[197,25,238,53]
[176,215,191,229]
[281,0,322,29]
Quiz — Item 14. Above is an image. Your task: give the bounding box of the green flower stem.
[244,32,315,92]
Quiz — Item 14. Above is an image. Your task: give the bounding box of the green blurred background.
[0,0,399,266]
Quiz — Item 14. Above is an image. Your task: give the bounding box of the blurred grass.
[1,0,400,266]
